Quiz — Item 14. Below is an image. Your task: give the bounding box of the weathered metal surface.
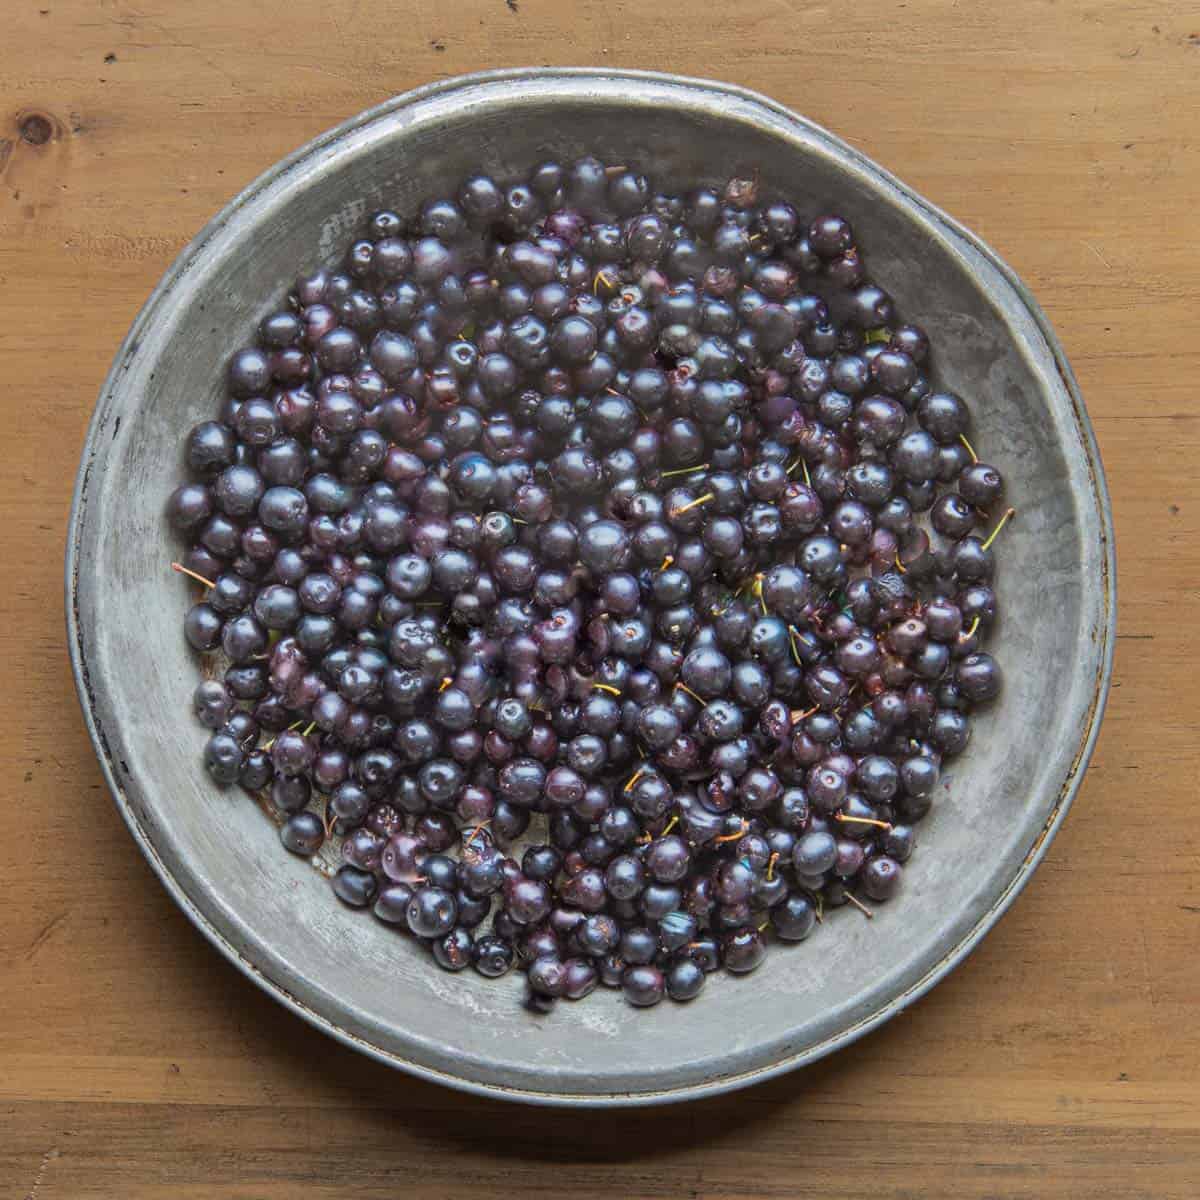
[66,69,1115,1106]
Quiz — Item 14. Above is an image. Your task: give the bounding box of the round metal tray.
[67,69,1115,1106]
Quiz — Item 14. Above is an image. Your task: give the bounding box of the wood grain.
[2,1,1197,1195]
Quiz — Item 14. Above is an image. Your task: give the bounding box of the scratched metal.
[66,70,1116,1106]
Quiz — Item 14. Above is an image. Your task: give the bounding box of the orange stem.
[835,814,892,831]
[171,561,215,589]
[670,492,715,516]
[713,821,749,845]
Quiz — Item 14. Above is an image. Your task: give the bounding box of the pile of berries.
[167,157,1009,1009]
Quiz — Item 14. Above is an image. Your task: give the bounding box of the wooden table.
[3,2,1195,1195]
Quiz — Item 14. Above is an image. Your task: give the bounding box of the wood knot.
[18,111,55,145]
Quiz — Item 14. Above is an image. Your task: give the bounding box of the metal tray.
[67,69,1115,1106]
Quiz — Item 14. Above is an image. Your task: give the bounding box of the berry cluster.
[167,157,1009,1010]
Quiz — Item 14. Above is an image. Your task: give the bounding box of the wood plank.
[2,0,1198,1195]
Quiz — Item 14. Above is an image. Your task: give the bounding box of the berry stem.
[463,820,491,852]
[592,682,622,696]
[713,820,749,844]
[670,492,715,516]
[981,506,1016,551]
[959,433,979,463]
[623,766,647,793]
[844,892,875,919]
[766,851,779,881]
[674,681,704,704]
[788,625,805,669]
[835,813,892,831]
[660,463,709,478]
[171,561,215,589]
